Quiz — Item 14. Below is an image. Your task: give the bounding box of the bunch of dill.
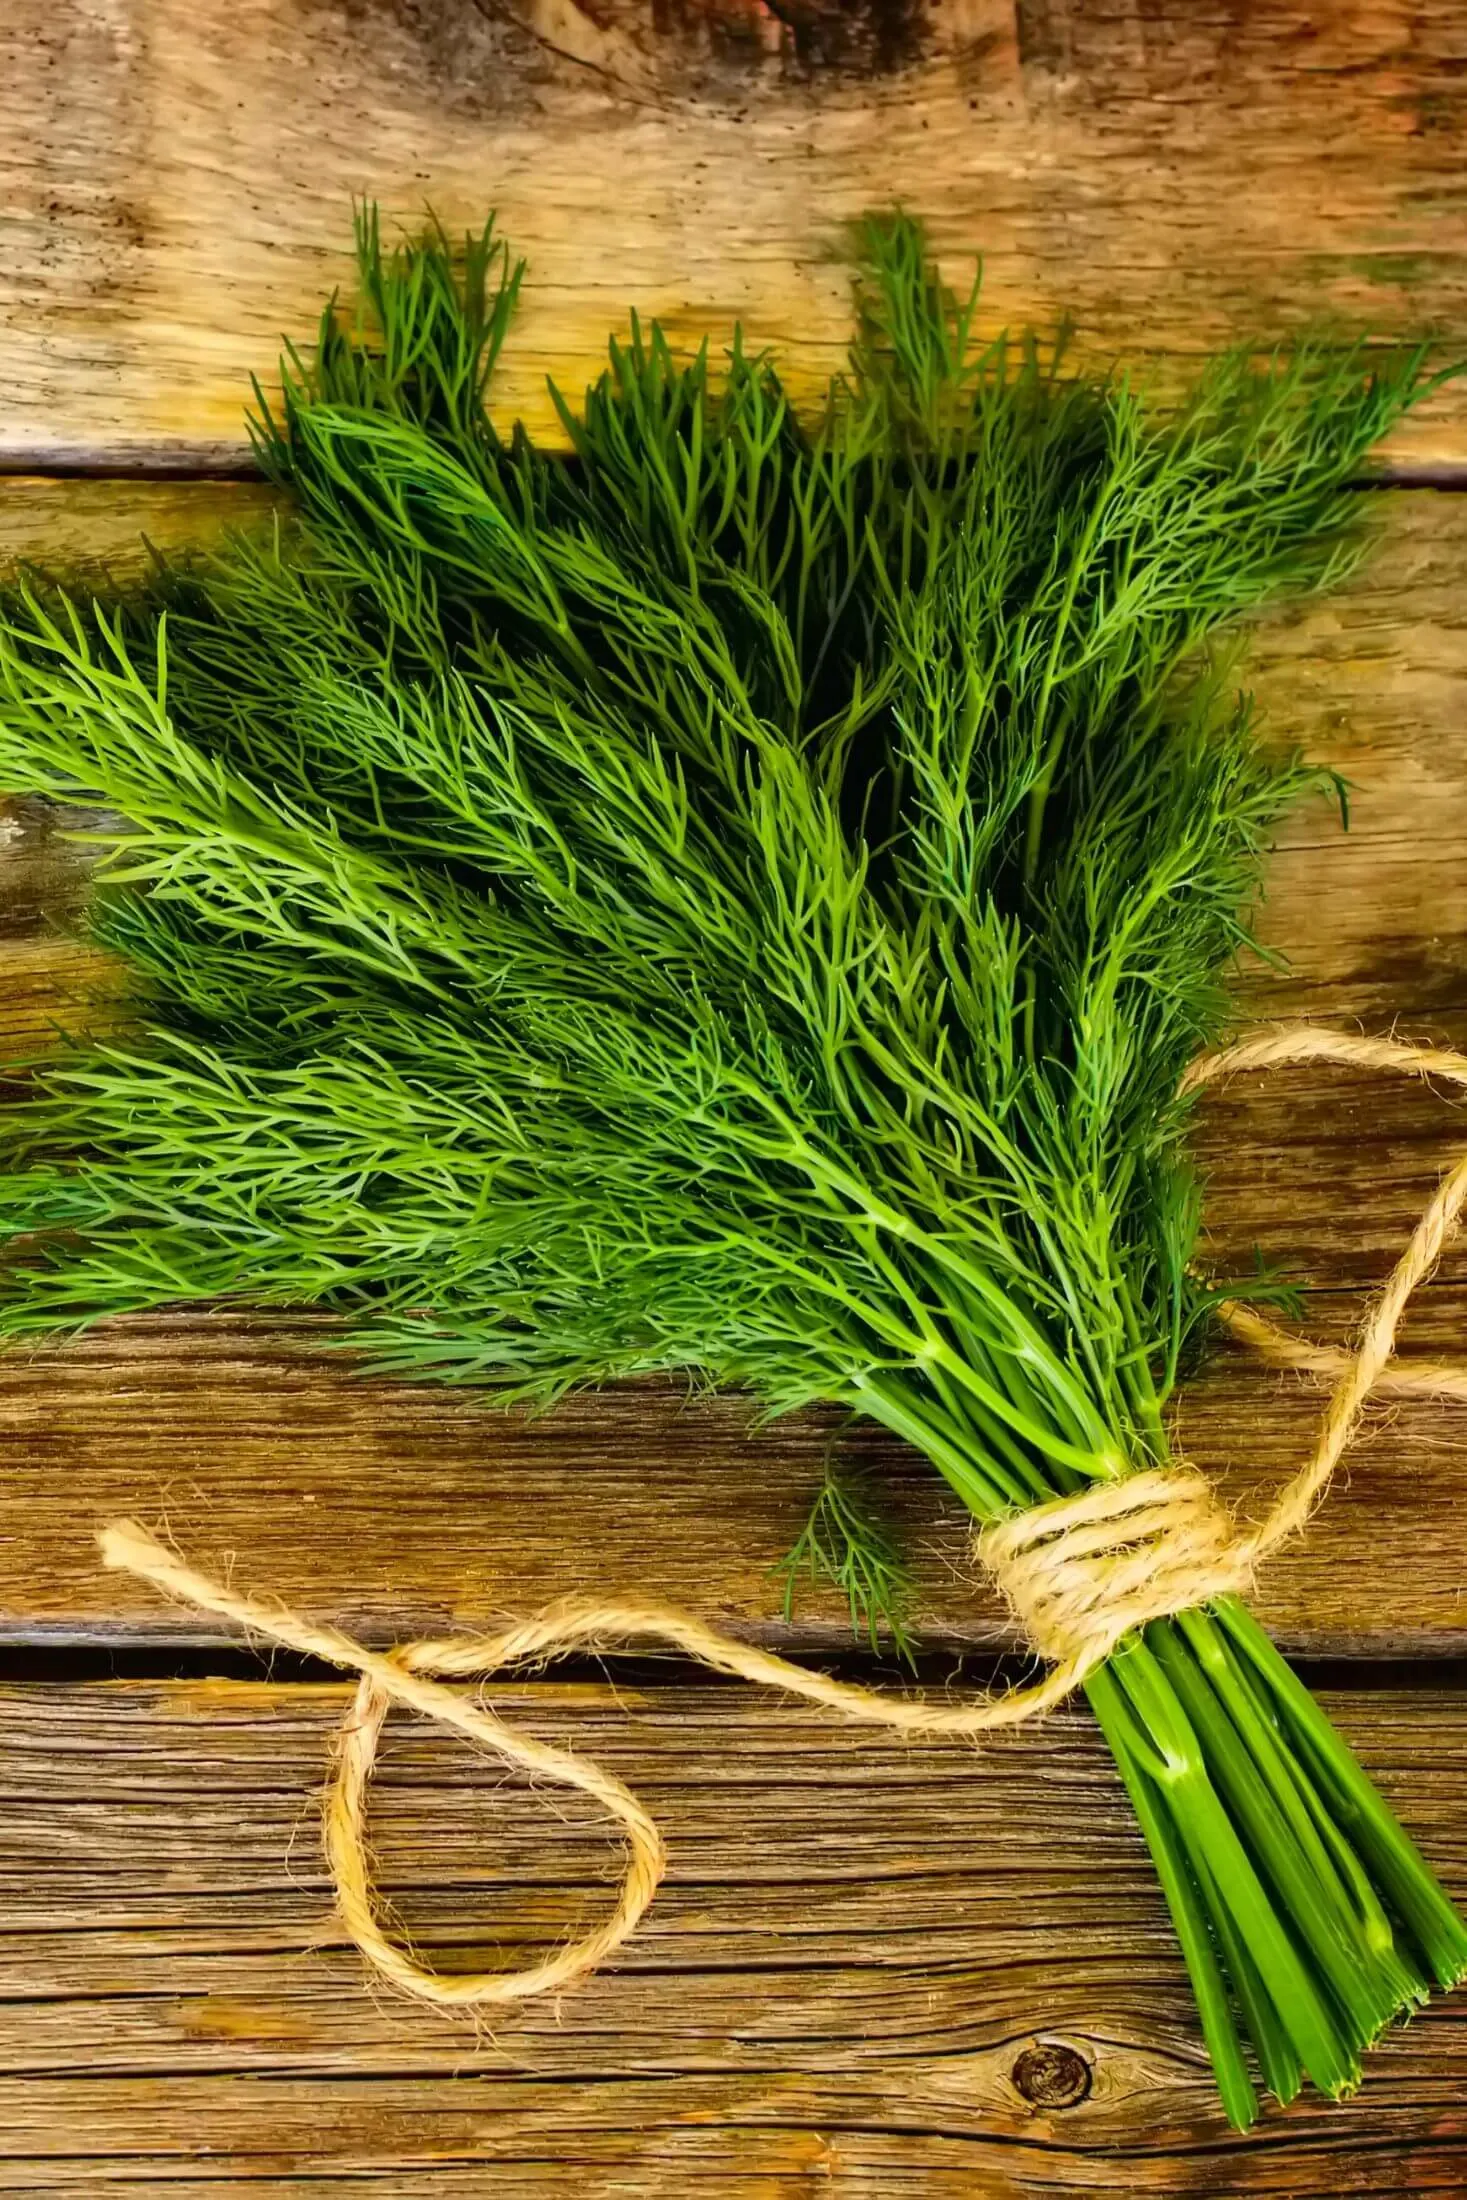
[0,212,1462,2125]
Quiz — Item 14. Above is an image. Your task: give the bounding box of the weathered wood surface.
[2,2,1467,471]
[2,23,1467,2190]
[3,486,1467,1652]
[0,1677,1458,2194]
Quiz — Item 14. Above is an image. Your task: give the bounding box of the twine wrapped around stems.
[98,1025,1467,2009]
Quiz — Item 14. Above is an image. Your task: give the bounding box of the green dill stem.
[852,1372,1025,1517]
[1174,1607,1407,1972]
[1085,1660,1259,2130]
[1217,1599,1467,1986]
[903,1357,1056,1508]
[1146,1619,1404,2042]
[1201,1870,1303,2109]
[1201,1618,1408,1978]
[1108,1631,1358,2097]
[1020,445,1126,890]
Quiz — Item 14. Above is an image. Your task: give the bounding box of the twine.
[97,1024,1467,2011]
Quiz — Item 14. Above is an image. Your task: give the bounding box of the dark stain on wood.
[1013,0,1439,91]
[344,0,994,104]
[683,0,931,78]
[307,0,548,117]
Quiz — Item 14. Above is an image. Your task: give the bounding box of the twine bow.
[99,1026,1467,2009]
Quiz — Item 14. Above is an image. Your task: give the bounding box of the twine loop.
[97,1025,1467,2011]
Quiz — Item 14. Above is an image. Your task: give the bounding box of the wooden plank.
[1242,492,1467,1023]
[2,2,1467,471]
[3,483,1467,1652]
[0,478,275,574]
[0,1675,1458,2192]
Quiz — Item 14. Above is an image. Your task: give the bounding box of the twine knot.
[978,1466,1252,1672]
[96,1025,1467,2012]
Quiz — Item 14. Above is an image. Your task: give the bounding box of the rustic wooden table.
[2,3,1467,2191]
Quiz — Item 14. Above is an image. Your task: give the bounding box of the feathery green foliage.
[775,1459,915,1656]
[0,210,1463,2126]
[0,218,1409,1446]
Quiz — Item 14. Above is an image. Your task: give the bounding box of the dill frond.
[0,217,1422,1463]
[774,1462,914,1657]
[0,208,1462,2125]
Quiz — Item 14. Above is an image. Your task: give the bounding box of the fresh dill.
[0,208,1462,2125]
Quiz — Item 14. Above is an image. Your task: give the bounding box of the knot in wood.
[1011,2040,1093,2110]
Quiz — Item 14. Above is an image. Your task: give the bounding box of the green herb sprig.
[0,210,1462,2125]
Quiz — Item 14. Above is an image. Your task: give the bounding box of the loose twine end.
[96,1026,1467,2012]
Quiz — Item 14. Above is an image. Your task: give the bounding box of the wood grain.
[0,1675,1458,2192]
[0,476,275,573]
[4,485,1467,1652]
[2,1,1467,471]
